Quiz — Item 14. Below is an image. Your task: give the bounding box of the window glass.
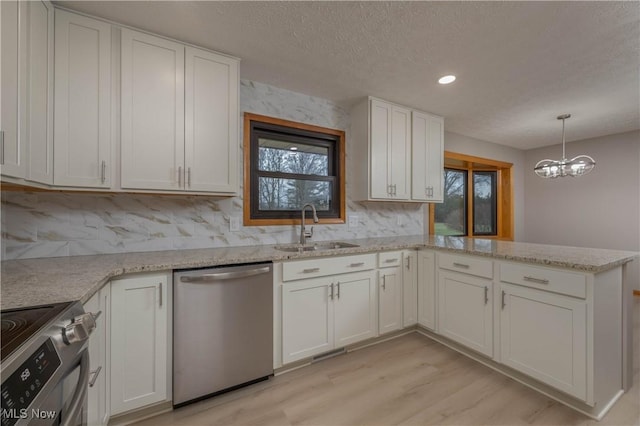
[473,172,497,235]
[434,169,467,235]
[258,178,332,211]
[258,138,329,176]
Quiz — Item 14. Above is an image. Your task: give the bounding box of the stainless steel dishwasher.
[173,262,273,407]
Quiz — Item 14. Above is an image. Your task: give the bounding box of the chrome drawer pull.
[453,262,470,269]
[484,286,488,305]
[303,267,320,273]
[501,290,506,310]
[336,282,340,299]
[89,366,102,387]
[523,276,549,285]
[329,283,334,300]
[349,262,365,267]
[382,275,386,290]
[384,258,398,263]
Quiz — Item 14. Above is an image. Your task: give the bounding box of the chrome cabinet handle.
[336,282,340,299]
[382,275,386,290]
[393,184,397,195]
[159,282,163,307]
[501,290,506,310]
[523,276,550,285]
[349,262,365,267]
[101,160,106,184]
[303,267,320,273]
[387,184,392,196]
[178,166,182,187]
[88,366,102,388]
[453,262,470,269]
[384,258,397,263]
[330,283,334,300]
[187,167,191,187]
[406,256,411,269]
[484,286,488,305]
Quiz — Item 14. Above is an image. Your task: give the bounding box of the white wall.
[524,130,640,289]
[443,131,527,241]
[1,80,426,260]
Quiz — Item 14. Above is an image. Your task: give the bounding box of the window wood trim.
[243,113,346,226]
[429,151,514,240]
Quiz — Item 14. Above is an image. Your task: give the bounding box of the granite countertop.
[1,235,637,310]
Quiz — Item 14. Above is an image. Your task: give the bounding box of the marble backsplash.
[1,80,425,260]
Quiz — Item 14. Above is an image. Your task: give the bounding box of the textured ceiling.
[54,1,640,149]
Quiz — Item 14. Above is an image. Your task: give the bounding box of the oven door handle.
[61,350,90,426]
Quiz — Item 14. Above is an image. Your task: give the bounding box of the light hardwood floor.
[136,298,639,426]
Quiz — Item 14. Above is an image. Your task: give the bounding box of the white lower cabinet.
[282,269,377,364]
[378,252,404,335]
[110,272,171,416]
[402,250,418,327]
[417,250,436,330]
[500,283,587,400]
[84,285,110,426]
[438,270,493,357]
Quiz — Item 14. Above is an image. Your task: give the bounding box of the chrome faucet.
[300,203,319,245]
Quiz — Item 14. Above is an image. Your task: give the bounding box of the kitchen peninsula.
[1,236,637,421]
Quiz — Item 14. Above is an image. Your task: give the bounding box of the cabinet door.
[378,267,403,334]
[500,283,587,400]
[54,10,111,187]
[1,0,24,178]
[184,47,238,193]
[389,105,411,200]
[24,0,53,184]
[402,250,418,327]
[85,286,110,426]
[121,29,184,190]
[417,250,436,330]
[369,99,391,199]
[110,273,170,415]
[438,270,493,357]
[334,270,377,346]
[282,277,334,364]
[411,111,443,202]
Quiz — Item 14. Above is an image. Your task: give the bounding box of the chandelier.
[534,114,595,178]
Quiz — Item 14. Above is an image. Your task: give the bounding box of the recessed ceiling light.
[438,75,456,85]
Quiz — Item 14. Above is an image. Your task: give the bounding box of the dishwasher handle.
[180,266,271,283]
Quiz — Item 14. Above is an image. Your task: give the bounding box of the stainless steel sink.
[274,241,360,253]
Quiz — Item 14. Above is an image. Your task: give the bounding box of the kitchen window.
[243,113,346,225]
[430,152,513,239]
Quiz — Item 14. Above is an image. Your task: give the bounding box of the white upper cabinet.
[120,29,184,191]
[411,111,443,202]
[368,99,410,200]
[351,97,443,202]
[121,31,239,194]
[2,0,54,183]
[1,1,24,179]
[54,9,111,188]
[185,47,238,193]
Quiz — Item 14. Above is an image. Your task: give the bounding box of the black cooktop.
[1,302,72,362]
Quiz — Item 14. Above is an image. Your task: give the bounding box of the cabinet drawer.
[438,253,493,279]
[499,263,586,299]
[282,254,376,282]
[378,251,403,268]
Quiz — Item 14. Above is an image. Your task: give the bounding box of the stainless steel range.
[1,302,99,426]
